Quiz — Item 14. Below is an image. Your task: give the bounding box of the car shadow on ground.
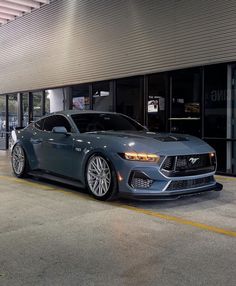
[117,191,222,210]
[26,175,223,211]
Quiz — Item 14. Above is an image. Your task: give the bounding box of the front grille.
[176,154,211,170]
[162,156,175,170]
[161,153,216,177]
[167,176,215,191]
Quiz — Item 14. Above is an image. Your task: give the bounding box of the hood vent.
[155,136,188,142]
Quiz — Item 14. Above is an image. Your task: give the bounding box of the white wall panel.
[1,0,236,94]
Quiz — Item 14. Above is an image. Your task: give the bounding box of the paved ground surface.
[0,150,235,286]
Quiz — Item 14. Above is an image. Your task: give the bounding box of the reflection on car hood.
[86,130,212,155]
[90,131,189,141]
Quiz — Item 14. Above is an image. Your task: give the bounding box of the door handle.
[31,138,43,144]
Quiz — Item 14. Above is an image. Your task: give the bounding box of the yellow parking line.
[115,204,236,238]
[0,175,57,191]
[0,174,236,238]
[215,175,236,181]
[0,175,89,198]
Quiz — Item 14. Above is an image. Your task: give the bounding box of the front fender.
[80,148,117,186]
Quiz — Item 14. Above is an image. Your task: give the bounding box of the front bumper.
[120,182,223,200]
[115,159,223,199]
[113,154,222,200]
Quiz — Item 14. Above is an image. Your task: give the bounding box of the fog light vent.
[129,171,153,189]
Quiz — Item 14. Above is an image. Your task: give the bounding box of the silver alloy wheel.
[87,155,111,197]
[12,145,25,175]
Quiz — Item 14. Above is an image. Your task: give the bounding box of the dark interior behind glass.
[204,64,227,138]
[116,77,143,124]
[170,68,201,137]
[93,81,112,111]
[72,84,90,110]
[148,73,168,132]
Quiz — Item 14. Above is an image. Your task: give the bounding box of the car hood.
[87,131,214,155]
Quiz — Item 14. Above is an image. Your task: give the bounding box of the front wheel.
[11,144,29,178]
[86,154,118,201]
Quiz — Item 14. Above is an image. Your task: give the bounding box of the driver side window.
[43,115,72,132]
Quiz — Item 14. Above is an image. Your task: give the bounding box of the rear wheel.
[86,154,118,201]
[11,144,29,178]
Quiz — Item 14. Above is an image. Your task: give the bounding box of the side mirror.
[52,126,68,135]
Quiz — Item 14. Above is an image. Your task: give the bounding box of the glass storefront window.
[0,96,6,150]
[170,68,202,136]
[45,91,50,114]
[204,64,227,138]
[45,88,66,113]
[8,94,18,131]
[231,141,236,174]
[230,65,236,140]
[72,84,90,110]
[205,139,226,173]
[32,91,43,121]
[92,81,112,111]
[147,73,168,132]
[22,93,29,127]
[0,64,233,175]
[116,77,143,124]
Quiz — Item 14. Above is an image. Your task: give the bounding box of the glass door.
[170,68,202,137]
[92,81,113,111]
[8,94,18,132]
[116,77,144,124]
[32,91,44,122]
[147,73,168,132]
[229,64,236,174]
[22,92,30,127]
[8,94,19,149]
[204,64,227,173]
[0,96,7,150]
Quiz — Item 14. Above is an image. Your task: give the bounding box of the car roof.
[53,110,118,116]
[33,110,125,123]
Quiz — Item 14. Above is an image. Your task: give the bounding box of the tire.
[85,153,118,201]
[11,144,29,178]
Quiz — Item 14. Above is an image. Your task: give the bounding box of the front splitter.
[120,182,223,201]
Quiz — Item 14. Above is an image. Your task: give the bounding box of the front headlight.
[120,152,160,163]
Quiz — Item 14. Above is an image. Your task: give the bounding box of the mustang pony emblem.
[189,157,200,164]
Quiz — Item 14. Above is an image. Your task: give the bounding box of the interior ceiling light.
[0,0,50,26]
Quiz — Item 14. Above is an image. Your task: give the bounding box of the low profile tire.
[11,144,29,178]
[85,153,118,201]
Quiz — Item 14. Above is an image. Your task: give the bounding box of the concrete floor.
[0,151,235,286]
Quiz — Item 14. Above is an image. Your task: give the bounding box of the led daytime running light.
[124,152,159,162]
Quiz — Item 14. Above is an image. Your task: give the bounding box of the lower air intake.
[167,176,215,191]
[129,171,153,189]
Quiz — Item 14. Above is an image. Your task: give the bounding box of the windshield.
[71,113,146,133]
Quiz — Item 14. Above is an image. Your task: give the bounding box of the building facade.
[0,0,236,175]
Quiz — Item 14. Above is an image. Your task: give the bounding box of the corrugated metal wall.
[1,0,236,94]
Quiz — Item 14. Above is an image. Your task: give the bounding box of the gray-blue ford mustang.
[11,110,222,200]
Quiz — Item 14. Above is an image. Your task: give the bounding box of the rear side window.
[43,115,72,132]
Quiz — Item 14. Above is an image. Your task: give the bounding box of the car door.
[30,117,46,170]
[40,115,76,178]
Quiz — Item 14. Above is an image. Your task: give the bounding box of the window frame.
[34,114,74,133]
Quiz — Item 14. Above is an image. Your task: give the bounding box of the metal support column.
[227,64,233,173]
